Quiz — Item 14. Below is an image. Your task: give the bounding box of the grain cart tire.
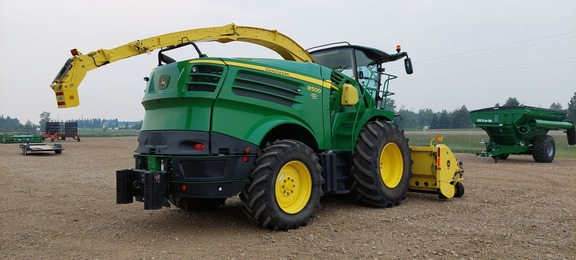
[170,197,226,211]
[351,120,411,207]
[240,139,323,230]
[532,135,555,163]
[568,127,576,145]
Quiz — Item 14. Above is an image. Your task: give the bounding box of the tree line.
[0,115,36,132]
[2,92,576,132]
[0,112,142,132]
[394,106,474,130]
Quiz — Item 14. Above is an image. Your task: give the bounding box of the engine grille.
[186,65,224,92]
[232,72,302,107]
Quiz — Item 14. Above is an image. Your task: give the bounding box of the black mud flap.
[116,169,168,210]
[142,171,168,210]
[117,169,135,204]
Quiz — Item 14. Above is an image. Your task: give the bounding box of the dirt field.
[1,137,574,259]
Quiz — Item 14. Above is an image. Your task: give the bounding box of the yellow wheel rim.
[275,161,312,214]
[379,143,403,188]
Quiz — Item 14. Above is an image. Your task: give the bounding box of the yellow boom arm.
[50,23,314,108]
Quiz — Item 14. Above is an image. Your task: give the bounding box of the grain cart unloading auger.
[50,24,464,230]
[470,106,576,163]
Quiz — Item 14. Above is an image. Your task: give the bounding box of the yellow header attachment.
[50,23,314,108]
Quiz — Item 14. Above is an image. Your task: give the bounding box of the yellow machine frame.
[50,23,314,108]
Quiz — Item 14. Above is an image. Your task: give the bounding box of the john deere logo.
[159,75,169,90]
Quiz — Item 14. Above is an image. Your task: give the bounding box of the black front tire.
[240,140,323,230]
[532,135,555,163]
[351,120,411,207]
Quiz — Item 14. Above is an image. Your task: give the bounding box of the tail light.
[193,143,206,150]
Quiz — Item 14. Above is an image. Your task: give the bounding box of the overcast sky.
[1,0,575,123]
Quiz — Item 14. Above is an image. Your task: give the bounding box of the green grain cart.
[470,106,576,162]
[0,133,44,143]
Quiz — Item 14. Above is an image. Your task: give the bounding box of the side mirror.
[404,57,413,74]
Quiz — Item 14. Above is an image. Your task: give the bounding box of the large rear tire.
[240,140,323,230]
[351,120,411,207]
[532,135,555,163]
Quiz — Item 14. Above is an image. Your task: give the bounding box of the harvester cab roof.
[309,42,413,109]
[309,42,412,73]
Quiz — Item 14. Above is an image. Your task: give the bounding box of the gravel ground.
[1,137,574,259]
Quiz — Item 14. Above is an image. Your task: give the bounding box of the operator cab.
[309,43,412,87]
[308,43,413,107]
